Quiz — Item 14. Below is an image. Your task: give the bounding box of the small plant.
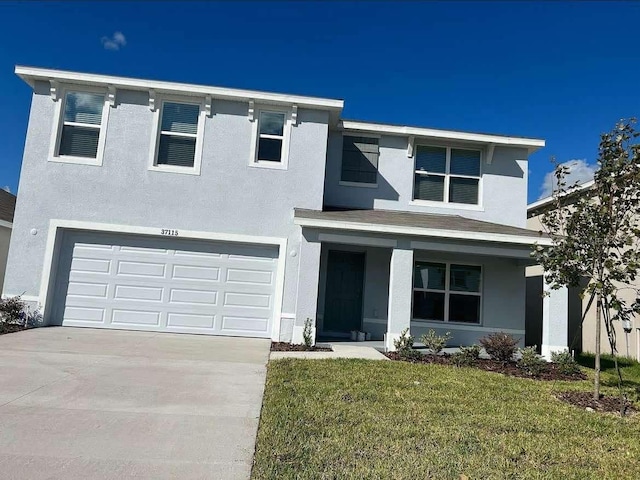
[451,344,481,367]
[0,295,26,324]
[551,350,580,375]
[302,318,314,348]
[420,329,452,354]
[518,346,546,376]
[479,332,520,362]
[394,328,421,360]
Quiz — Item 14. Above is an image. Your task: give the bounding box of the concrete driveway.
[0,327,271,479]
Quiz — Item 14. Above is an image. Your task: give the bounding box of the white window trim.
[249,107,293,170]
[148,96,206,176]
[48,85,111,166]
[412,144,483,208]
[339,134,380,187]
[412,260,483,325]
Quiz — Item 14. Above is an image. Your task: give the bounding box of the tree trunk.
[594,293,602,401]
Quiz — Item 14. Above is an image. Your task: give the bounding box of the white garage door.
[54,231,279,338]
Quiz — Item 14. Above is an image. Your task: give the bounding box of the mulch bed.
[556,391,637,415]
[270,342,332,352]
[384,352,586,382]
[0,323,29,335]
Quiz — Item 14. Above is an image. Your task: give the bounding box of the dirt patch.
[556,391,637,415]
[271,342,332,352]
[384,352,586,382]
[0,323,29,336]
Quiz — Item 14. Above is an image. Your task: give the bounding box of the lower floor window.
[413,262,481,324]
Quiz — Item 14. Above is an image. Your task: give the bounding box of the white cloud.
[538,159,597,200]
[2,186,10,193]
[101,31,127,51]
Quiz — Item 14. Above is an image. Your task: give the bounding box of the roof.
[0,189,16,226]
[14,65,345,111]
[294,208,550,246]
[527,180,595,216]
[341,120,545,152]
[15,66,544,148]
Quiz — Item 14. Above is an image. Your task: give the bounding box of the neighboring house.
[0,189,16,293]
[3,65,553,352]
[527,181,640,361]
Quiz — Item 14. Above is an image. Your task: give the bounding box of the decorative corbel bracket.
[291,104,298,126]
[248,100,255,121]
[149,89,156,111]
[205,95,213,117]
[49,80,59,101]
[107,85,117,107]
[407,136,415,158]
[486,143,495,165]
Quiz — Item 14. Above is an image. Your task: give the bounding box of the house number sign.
[160,229,179,236]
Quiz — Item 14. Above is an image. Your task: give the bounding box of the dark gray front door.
[323,251,365,333]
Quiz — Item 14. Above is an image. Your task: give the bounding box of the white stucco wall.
[324,131,529,228]
[3,81,330,327]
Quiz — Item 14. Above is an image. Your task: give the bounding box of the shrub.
[518,346,546,376]
[451,344,481,367]
[479,332,520,362]
[394,328,421,360]
[302,318,314,348]
[0,296,26,324]
[551,350,580,375]
[420,329,452,354]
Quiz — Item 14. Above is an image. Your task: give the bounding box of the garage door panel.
[58,231,278,338]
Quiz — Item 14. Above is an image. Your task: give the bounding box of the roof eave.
[15,65,345,111]
[340,120,545,151]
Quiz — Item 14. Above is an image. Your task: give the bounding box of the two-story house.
[3,66,554,352]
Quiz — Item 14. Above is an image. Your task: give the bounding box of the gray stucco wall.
[0,226,11,293]
[324,131,529,228]
[3,82,330,324]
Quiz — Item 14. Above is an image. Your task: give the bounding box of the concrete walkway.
[0,327,270,480]
[270,343,388,360]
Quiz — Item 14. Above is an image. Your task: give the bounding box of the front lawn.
[252,359,640,479]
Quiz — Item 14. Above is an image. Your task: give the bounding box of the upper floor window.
[413,262,482,324]
[50,89,109,166]
[341,136,379,186]
[413,146,481,205]
[149,99,205,175]
[250,108,292,169]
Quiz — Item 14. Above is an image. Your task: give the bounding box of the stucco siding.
[324,131,529,228]
[3,82,330,324]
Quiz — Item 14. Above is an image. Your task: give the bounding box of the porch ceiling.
[294,208,551,247]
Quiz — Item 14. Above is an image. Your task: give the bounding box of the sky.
[0,1,638,203]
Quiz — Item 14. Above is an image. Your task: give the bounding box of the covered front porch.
[293,208,558,353]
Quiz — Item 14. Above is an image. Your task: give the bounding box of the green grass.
[252,358,640,480]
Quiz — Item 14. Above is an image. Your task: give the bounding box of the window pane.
[259,112,285,136]
[59,125,99,158]
[341,137,379,184]
[450,149,480,176]
[415,146,446,173]
[258,137,283,161]
[157,135,196,167]
[449,177,479,204]
[414,174,444,201]
[161,102,199,135]
[413,291,445,321]
[414,262,446,290]
[449,294,480,323]
[64,92,104,125]
[449,265,481,292]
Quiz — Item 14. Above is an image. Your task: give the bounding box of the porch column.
[541,278,569,360]
[293,234,321,345]
[385,247,413,352]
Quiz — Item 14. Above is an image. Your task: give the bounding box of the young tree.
[533,119,640,414]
